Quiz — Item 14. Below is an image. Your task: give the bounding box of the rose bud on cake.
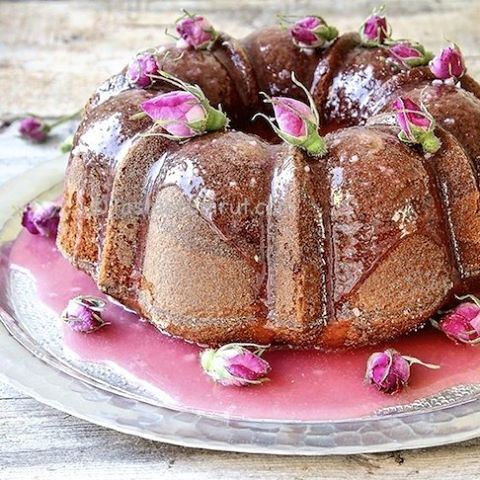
[142,91,209,138]
[61,296,109,334]
[289,16,338,49]
[175,11,218,50]
[393,96,441,154]
[389,41,433,68]
[430,44,466,80]
[200,343,271,386]
[22,202,60,237]
[254,74,327,156]
[19,116,50,143]
[126,52,159,87]
[365,349,439,394]
[360,9,391,45]
[432,296,480,344]
[140,71,228,139]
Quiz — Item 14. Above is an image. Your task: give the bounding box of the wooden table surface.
[1,1,480,478]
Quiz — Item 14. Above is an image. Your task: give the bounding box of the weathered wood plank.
[0,119,75,184]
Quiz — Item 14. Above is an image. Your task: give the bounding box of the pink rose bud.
[290,16,338,48]
[273,97,315,137]
[21,202,60,237]
[389,41,433,68]
[365,349,439,394]
[433,298,480,344]
[126,53,158,87]
[200,343,271,386]
[175,13,217,50]
[140,72,228,139]
[392,96,441,154]
[19,116,50,143]
[430,44,466,80]
[142,91,206,137]
[61,296,109,334]
[255,74,327,156]
[142,90,226,138]
[270,96,327,156]
[360,11,390,45]
[271,97,326,155]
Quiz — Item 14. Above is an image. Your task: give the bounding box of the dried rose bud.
[254,74,327,156]
[140,71,228,139]
[290,16,338,49]
[365,349,439,394]
[175,13,217,50]
[433,297,480,344]
[430,44,466,80]
[21,202,60,237]
[142,91,207,137]
[389,41,433,68]
[126,52,158,87]
[360,10,390,45]
[200,343,271,386]
[264,96,327,155]
[19,116,50,143]
[393,96,441,154]
[61,296,109,333]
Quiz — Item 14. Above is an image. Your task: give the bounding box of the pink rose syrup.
[8,230,480,421]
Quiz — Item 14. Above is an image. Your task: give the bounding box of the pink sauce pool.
[8,230,480,421]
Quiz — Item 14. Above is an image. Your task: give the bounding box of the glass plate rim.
[2,157,480,454]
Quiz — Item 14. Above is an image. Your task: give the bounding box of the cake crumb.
[392,203,417,238]
[352,307,362,317]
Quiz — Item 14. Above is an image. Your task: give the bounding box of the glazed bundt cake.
[57,11,480,350]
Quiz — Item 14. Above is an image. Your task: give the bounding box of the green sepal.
[301,127,328,156]
[398,127,441,154]
[315,24,339,42]
[419,130,441,154]
[273,121,327,157]
[205,106,229,132]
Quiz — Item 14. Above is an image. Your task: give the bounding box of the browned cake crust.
[57,26,480,349]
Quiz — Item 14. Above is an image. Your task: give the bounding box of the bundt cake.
[57,11,480,350]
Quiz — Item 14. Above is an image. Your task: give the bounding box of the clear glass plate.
[2,157,480,455]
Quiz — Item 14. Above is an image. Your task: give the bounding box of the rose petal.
[176,15,215,49]
[430,45,466,79]
[272,97,314,138]
[19,117,47,143]
[362,15,389,43]
[226,352,270,381]
[127,53,158,87]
